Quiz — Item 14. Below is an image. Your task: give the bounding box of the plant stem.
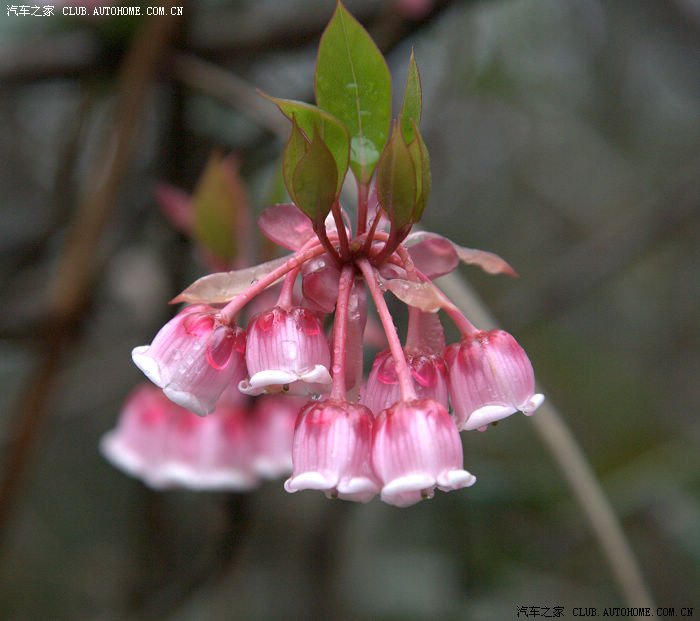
[276,267,299,310]
[356,182,369,235]
[220,243,327,322]
[331,201,351,260]
[330,265,355,400]
[357,258,417,402]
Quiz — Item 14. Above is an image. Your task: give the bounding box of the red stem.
[357,258,417,402]
[329,265,355,400]
[276,267,299,310]
[220,242,327,323]
[314,222,343,268]
[331,202,350,260]
[356,182,369,235]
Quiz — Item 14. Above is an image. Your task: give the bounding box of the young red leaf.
[258,203,315,250]
[405,231,518,277]
[154,182,193,234]
[315,1,391,185]
[377,274,442,313]
[172,255,291,304]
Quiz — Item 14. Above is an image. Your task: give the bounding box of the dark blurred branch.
[0,31,100,83]
[170,53,289,136]
[0,6,182,546]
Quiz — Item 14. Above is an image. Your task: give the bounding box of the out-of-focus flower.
[100,384,258,491]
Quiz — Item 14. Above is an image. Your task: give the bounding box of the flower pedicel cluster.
[102,3,543,507]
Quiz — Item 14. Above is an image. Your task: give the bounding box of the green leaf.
[192,153,249,264]
[266,96,350,195]
[408,120,431,222]
[315,1,391,185]
[376,122,417,230]
[282,118,310,205]
[292,128,338,225]
[400,50,422,144]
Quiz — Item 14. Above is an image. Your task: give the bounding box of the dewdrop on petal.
[132,304,246,416]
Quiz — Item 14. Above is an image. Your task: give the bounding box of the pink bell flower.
[284,400,380,503]
[362,349,450,416]
[132,304,247,416]
[240,306,332,396]
[100,384,258,491]
[444,330,545,431]
[372,399,476,507]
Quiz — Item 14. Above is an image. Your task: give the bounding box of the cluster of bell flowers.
[102,204,544,508]
[101,3,544,506]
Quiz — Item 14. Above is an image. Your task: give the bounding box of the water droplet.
[311,393,322,401]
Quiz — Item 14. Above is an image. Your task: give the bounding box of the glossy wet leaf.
[172,255,290,304]
[408,122,431,222]
[400,51,422,144]
[192,154,249,265]
[376,123,417,230]
[315,1,391,184]
[267,96,349,194]
[282,118,310,206]
[292,129,338,225]
[378,274,442,313]
[406,232,517,277]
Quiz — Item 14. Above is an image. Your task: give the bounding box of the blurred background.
[1,0,699,619]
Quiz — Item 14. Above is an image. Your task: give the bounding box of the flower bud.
[362,350,449,415]
[445,330,544,431]
[132,304,246,416]
[372,399,476,507]
[285,400,379,503]
[240,306,331,396]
